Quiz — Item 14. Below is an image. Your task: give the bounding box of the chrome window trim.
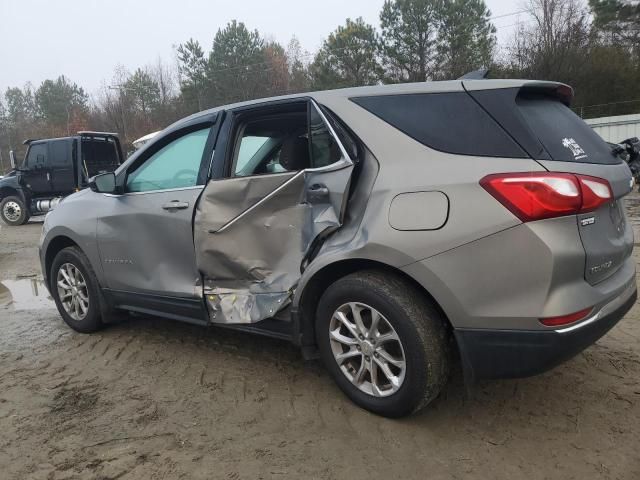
[306,99,354,173]
[212,171,303,234]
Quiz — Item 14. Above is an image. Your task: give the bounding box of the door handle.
[307,184,330,203]
[162,200,189,210]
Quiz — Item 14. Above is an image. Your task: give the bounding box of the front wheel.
[0,196,29,226]
[50,247,104,333]
[316,270,450,417]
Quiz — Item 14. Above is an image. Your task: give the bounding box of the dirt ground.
[1,206,639,480]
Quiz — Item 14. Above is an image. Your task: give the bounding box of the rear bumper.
[455,284,637,380]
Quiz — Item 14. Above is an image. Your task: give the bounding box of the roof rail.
[457,69,490,80]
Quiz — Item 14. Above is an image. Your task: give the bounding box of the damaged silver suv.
[40,80,637,417]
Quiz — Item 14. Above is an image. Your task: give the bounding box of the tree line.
[1,0,639,171]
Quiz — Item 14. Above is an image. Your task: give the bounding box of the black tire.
[0,196,30,226]
[50,247,104,333]
[316,270,450,418]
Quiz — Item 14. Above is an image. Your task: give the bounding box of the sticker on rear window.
[562,138,587,160]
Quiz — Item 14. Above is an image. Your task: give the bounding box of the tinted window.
[351,93,526,158]
[49,140,71,166]
[517,94,617,164]
[26,143,47,168]
[126,128,210,193]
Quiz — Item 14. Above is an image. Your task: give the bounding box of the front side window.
[26,143,47,168]
[126,128,211,193]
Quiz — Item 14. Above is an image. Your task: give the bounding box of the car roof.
[168,78,567,131]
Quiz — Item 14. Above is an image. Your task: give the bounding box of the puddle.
[0,278,55,311]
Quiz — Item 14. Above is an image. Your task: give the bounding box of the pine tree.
[436,0,496,80]
[310,17,382,89]
[177,39,207,111]
[34,76,87,135]
[124,69,161,118]
[206,20,265,105]
[380,0,440,82]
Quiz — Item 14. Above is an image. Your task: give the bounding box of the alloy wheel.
[56,263,90,321]
[329,302,406,397]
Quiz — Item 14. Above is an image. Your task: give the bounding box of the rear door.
[469,85,634,285]
[194,99,354,324]
[49,139,75,193]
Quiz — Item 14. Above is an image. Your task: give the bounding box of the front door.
[21,142,52,195]
[97,121,217,302]
[194,100,355,324]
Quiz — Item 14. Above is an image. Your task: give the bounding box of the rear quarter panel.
[295,92,547,324]
[306,92,545,262]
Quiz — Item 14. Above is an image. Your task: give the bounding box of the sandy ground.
[1,206,639,480]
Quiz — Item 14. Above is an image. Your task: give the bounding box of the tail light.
[540,307,593,327]
[480,172,612,222]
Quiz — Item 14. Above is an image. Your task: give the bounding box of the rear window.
[351,92,526,158]
[82,138,120,178]
[517,94,617,164]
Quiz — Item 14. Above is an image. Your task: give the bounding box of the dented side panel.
[194,102,354,324]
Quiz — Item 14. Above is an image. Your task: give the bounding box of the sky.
[0,0,527,98]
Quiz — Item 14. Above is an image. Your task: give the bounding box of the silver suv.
[40,80,637,417]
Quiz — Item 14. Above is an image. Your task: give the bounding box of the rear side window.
[49,140,71,166]
[351,93,526,158]
[516,94,617,164]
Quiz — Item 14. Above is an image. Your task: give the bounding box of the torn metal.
[194,102,354,324]
[195,163,352,324]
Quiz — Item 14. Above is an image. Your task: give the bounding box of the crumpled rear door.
[194,101,354,323]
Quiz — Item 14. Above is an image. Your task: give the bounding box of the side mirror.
[9,150,17,169]
[89,172,118,194]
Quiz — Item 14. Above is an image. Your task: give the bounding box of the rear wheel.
[50,247,103,333]
[316,270,450,417]
[0,196,29,226]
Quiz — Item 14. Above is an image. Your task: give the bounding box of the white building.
[585,113,640,143]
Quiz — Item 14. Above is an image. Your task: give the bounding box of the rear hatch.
[468,83,634,285]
